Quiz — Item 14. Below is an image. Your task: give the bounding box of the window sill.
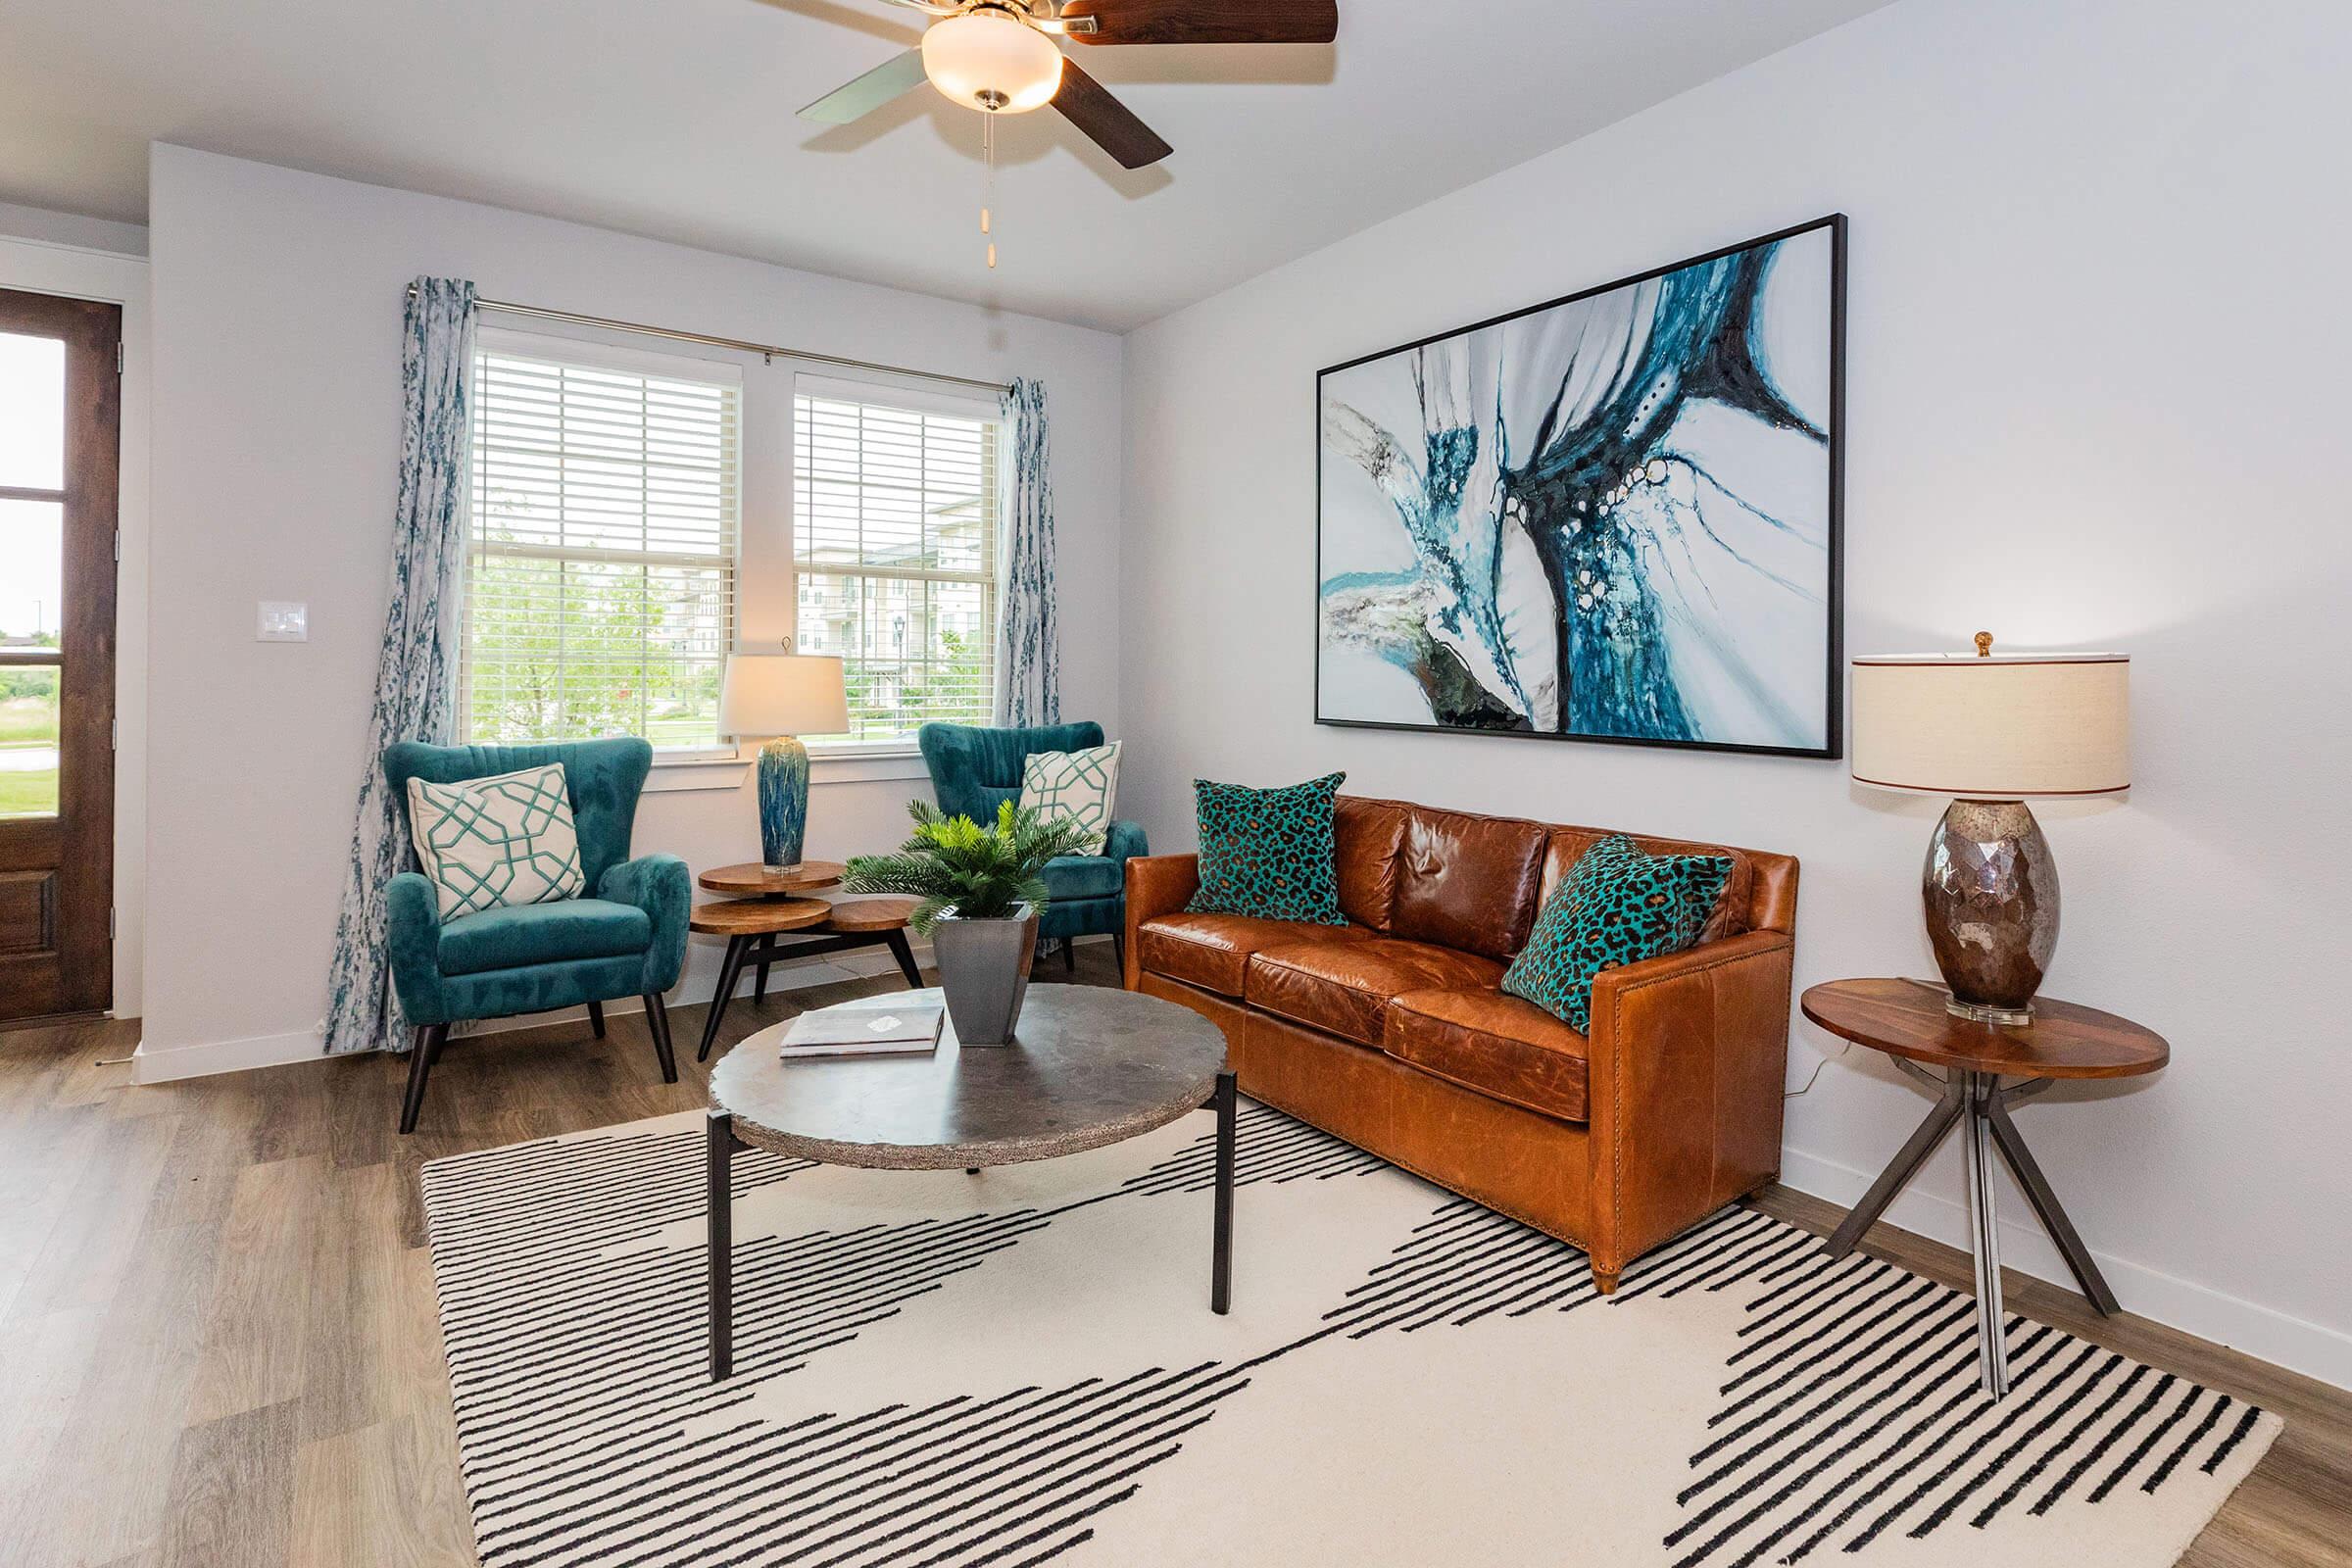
[645,750,932,791]
[645,756,749,794]
[808,750,931,786]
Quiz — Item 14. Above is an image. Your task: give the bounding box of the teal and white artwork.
[1316,218,1845,758]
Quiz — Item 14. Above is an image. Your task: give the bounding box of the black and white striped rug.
[420,1102,2275,1567]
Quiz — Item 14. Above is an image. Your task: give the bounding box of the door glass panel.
[0,499,63,818]
[0,663,59,818]
[0,333,67,490]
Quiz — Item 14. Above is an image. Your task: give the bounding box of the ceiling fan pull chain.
[983,109,999,269]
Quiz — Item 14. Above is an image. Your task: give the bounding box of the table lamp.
[1850,633,2130,1024]
[718,652,850,870]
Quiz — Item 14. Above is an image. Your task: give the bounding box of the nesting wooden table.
[690,860,924,1062]
[1801,977,2168,1398]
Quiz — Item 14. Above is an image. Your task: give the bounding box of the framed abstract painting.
[1315,215,1846,758]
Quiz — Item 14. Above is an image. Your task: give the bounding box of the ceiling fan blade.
[1059,0,1338,46]
[1052,58,1173,170]
[799,48,931,124]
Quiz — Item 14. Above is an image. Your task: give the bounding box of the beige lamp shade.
[1851,650,2130,799]
[717,653,849,739]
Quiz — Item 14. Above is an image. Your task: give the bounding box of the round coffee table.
[703,985,1236,1379]
[1801,977,2167,1399]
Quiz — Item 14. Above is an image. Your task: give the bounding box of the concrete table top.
[708,985,1227,1169]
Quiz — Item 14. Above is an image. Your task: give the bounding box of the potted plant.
[842,800,1096,1045]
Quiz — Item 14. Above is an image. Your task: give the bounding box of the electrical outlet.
[258,601,308,642]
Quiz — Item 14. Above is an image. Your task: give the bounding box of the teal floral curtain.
[322,277,477,1055]
[998,377,1059,726]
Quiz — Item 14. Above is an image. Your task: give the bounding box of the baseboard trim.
[132,1027,320,1083]
[1778,1143,2352,1393]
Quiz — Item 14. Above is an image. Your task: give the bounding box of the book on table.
[779,1000,945,1058]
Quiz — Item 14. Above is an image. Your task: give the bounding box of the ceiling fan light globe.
[921,9,1064,114]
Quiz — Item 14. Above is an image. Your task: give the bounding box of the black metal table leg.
[1989,1090,2122,1314]
[697,935,752,1063]
[708,1109,735,1380]
[1210,1068,1236,1314]
[1824,1074,1967,1257]
[884,928,925,987]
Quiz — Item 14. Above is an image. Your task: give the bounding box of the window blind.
[793,389,1001,745]
[466,341,741,750]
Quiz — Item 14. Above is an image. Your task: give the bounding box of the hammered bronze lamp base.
[1923,797,2058,1023]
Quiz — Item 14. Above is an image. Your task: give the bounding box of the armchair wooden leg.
[586,999,607,1039]
[1062,938,1077,974]
[642,992,679,1084]
[400,1023,449,1136]
[1112,933,1125,975]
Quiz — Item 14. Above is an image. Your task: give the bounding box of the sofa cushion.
[1389,806,1549,960]
[1041,854,1124,902]
[1186,772,1348,925]
[1385,988,1590,1123]
[1138,913,1373,998]
[1540,827,1752,944]
[1334,796,1408,931]
[1503,834,1734,1031]
[438,897,652,977]
[1246,937,1505,1047]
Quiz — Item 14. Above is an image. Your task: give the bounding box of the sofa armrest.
[1122,854,1200,989]
[599,853,692,993]
[1583,929,1795,1284]
[385,871,452,1027]
[1103,818,1150,864]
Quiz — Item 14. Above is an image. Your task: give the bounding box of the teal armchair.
[383,737,689,1133]
[916,720,1148,971]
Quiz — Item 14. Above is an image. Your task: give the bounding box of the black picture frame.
[1313,214,1847,760]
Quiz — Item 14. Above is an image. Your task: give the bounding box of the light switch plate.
[258,601,309,642]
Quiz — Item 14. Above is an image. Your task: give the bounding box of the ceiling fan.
[799,0,1341,172]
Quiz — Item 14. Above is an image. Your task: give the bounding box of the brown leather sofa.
[1122,796,1797,1292]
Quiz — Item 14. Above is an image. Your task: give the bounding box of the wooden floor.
[1,946,2345,1567]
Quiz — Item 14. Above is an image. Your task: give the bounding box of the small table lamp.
[718,652,850,870]
[1851,633,2130,1024]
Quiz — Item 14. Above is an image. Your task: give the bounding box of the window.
[793,381,1001,748]
[464,333,741,752]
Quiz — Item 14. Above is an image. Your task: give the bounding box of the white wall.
[1119,0,2352,1386]
[138,146,1122,1077]
[0,211,150,1020]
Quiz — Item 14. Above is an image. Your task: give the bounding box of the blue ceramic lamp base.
[758,736,810,870]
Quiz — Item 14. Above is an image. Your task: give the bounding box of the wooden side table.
[1800,977,2168,1398]
[691,860,927,1063]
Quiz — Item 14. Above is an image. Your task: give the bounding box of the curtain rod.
[408,286,1013,396]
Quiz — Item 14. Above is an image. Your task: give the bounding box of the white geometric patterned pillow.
[1019,741,1121,857]
[406,763,587,919]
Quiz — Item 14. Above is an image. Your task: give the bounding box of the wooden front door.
[0,288,118,1023]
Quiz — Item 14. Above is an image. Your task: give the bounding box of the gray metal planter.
[929,906,1038,1046]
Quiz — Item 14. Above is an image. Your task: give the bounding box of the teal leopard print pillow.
[1186,772,1348,925]
[1501,834,1733,1031]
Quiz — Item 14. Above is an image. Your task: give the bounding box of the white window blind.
[465,336,741,751]
[793,384,1001,747]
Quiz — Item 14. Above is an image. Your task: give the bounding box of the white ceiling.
[0,0,1888,331]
